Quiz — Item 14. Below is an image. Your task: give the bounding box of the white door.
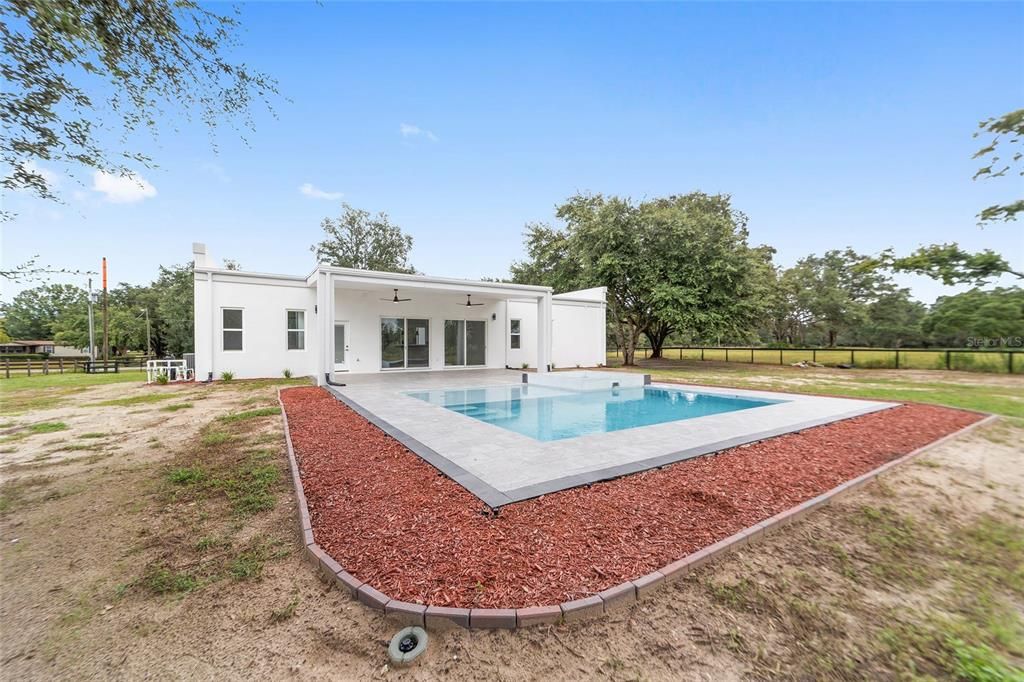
[334,322,349,371]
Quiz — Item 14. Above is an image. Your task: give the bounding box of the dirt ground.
[1,373,1021,680]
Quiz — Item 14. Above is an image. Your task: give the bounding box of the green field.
[609,347,1022,374]
[603,358,1024,421]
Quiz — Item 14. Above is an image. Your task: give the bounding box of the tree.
[856,289,927,347]
[874,243,1023,286]
[153,264,194,356]
[311,204,415,273]
[1,0,277,217]
[1,284,86,339]
[510,192,773,364]
[510,223,584,292]
[923,288,1024,347]
[785,249,891,347]
[973,109,1024,225]
[0,318,10,344]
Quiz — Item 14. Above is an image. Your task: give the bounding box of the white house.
[191,243,606,383]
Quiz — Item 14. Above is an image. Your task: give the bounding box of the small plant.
[201,431,232,446]
[521,362,529,369]
[28,421,68,434]
[220,371,234,382]
[270,596,300,623]
[155,371,169,385]
[282,368,292,379]
[167,465,205,485]
[218,407,281,423]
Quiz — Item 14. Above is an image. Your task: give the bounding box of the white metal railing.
[146,359,193,384]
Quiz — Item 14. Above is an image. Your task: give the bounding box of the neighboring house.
[0,340,83,357]
[192,243,606,383]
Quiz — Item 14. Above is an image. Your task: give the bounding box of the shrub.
[155,371,169,385]
[282,368,292,379]
[521,362,529,369]
[220,371,234,382]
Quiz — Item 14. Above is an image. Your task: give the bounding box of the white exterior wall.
[191,242,605,380]
[194,272,317,380]
[508,286,606,369]
[333,289,507,373]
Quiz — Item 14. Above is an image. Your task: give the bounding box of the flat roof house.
[192,243,606,384]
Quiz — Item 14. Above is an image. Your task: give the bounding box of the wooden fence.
[607,346,1023,374]
[2,356,155,378]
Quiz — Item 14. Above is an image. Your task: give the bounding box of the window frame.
[221,307,244,352]
[444,318,487,368]
[509,318,521,350]
[286,309,306,351]
[379,316,432,371]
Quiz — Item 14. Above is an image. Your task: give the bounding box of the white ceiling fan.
[380,288,412,303]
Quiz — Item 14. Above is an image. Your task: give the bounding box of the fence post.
[850,350,855,366]
[1010,352,1015,374]
[725,348,729,363]
[43,358,49,375]
[4,358,8,379]
[779,349,783,366]
[679,347,682,360]
[895,350,899,370]
[946,350,951,370]
[27,360,31,377]
[701,348,705,361]
[812,349,817,363]
[750,348,754,363]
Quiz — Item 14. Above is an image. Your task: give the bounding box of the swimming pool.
[406,384,784,442]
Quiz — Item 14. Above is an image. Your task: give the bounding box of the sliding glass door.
[444,319,485,367]
[381,318,430,369]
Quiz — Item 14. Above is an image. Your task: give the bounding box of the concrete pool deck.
[325,369,897,507]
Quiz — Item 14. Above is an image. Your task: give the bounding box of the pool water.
[406,385,783,442]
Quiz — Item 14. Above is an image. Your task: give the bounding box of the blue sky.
[2,1,1022,303]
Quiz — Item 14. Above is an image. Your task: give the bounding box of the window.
[381,318,430,369]
[222,308,243,351]
[510,319,521,349]
[287,310,305,350]
[445,319,485,366]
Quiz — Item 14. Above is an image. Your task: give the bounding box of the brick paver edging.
[277,388,997,630]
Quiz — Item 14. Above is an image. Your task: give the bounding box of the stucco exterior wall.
[508,287,606,370]
[193,263,606,380]
[194,271,317,380]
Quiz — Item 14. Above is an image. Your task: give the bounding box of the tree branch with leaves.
[1,0,278,219]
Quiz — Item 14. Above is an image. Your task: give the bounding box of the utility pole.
[87,278,96,361]
[142,308,152,357]
[102,257,109,363]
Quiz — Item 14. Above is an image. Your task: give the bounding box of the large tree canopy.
[1,283,86,339]
[923,288,1024,347]
[1,0,277,217]
[311,203,416,273]
[511,192,773,364]
[783,249,893,347]
[5,263,194,356]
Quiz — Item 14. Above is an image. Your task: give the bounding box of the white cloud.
[91,170,157,203]
[399,123,438,142]
[299,182,343,200]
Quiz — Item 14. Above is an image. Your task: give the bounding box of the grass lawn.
[606,358,1024,422]
[0,370,145,392]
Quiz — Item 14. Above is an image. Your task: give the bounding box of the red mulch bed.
[281,387,982,609]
